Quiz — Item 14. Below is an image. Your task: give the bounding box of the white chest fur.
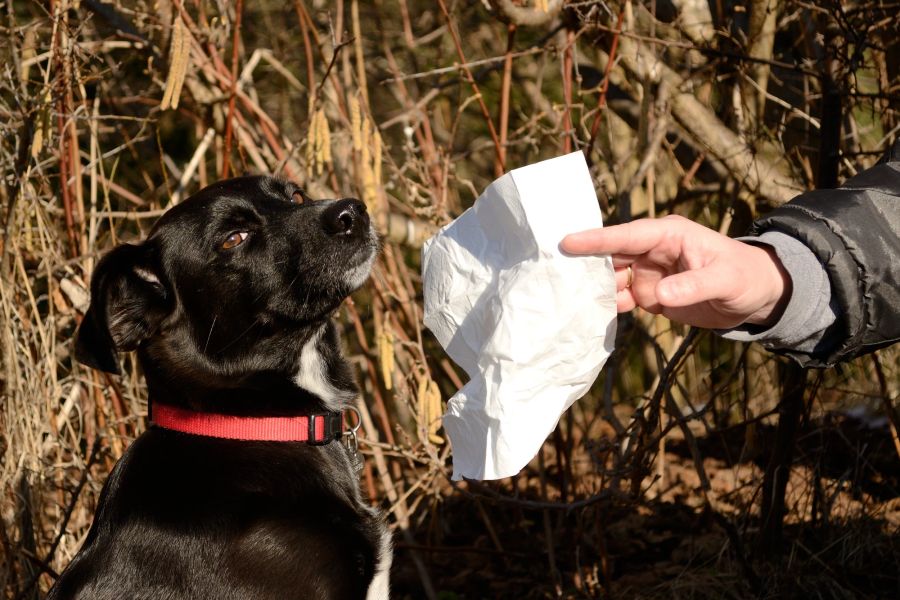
[293,328,347,405]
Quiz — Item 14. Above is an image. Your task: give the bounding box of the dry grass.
[1,1,898,598]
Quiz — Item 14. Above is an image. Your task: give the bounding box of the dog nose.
[322,198,369,236]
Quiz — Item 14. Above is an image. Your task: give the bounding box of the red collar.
[151,401,344,444]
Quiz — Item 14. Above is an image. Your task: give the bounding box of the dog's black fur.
[49,176,389,600]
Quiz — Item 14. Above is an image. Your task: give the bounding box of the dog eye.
[222,231,248,249]
[291,191,306,204]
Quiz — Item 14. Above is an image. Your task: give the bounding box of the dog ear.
[75,243,169,374]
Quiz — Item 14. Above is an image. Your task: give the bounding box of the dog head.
[75,176,377,409]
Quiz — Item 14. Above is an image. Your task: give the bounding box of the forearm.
[720,140,900,367]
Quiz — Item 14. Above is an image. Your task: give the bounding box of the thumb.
[656,267,731,307]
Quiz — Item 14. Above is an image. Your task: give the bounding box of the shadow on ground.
[391,413,900,599]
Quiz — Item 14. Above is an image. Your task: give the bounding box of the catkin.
[377,322,394,391]
[350,93,382,217]
[305,106,315,179]
[319,110,332,167]
[350,95,362,152]
[305,100,332,178]
[161,15,190,110]
[417,374,444,445]
[360,118,376,210]
[427,378,444,445]
[373,128,382,191]
[314,109,330,176]
[416,376,429,443]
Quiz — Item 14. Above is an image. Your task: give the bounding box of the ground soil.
[391,411,900,599]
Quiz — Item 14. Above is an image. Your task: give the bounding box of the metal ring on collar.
[344,406,362,434]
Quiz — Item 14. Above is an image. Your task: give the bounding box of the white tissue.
[422,152,617,481]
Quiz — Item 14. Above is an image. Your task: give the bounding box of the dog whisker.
[215,317,261,353]
[203,315,217,353]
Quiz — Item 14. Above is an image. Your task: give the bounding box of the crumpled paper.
[422,152,617,481]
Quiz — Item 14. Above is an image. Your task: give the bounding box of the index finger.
[560,219,673,256]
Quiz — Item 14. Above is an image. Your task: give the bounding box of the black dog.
[49,176,390,599]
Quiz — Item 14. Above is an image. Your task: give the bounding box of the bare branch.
[614,35,805,204]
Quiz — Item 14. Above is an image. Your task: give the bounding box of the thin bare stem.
[221,0,244,179]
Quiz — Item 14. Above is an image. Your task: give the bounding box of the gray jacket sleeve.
[719,231,838,353]
[720,139,900,368]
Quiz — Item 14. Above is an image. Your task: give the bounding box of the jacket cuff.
[717,231,838,353]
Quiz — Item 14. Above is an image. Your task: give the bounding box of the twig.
[2,113,34,264]
[395,542,534,558]
[586,8,624,162]
[436,0,504,171]
[588,21,820,77]
[221,0,244,179]
[659,387,762,592]
[96,176,145,206]
[314,37,354,101]
[52,1,77,258]
[628,328,701,495]
[351,0,370,108]
[171,128,215,204]
[13,440,103,600]
[378,29,445,199]
[614,33,804,204]
[496,23,515,177]
[759,361,807,555]
[379,46,545,83]
[293,0,317,96]
[871,353,900,460]
[561,28,574,154]
[462,480,625,511]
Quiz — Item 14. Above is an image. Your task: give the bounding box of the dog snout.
[322,199,369,236]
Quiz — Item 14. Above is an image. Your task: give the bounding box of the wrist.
[744,244,792,326]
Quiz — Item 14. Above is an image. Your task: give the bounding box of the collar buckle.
[308,411,343,445]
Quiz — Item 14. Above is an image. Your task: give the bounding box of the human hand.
[560,215,791,330]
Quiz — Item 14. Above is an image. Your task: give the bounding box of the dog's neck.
[139,323,358,417]
[143,379,336,417]
[150,400,346,443]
